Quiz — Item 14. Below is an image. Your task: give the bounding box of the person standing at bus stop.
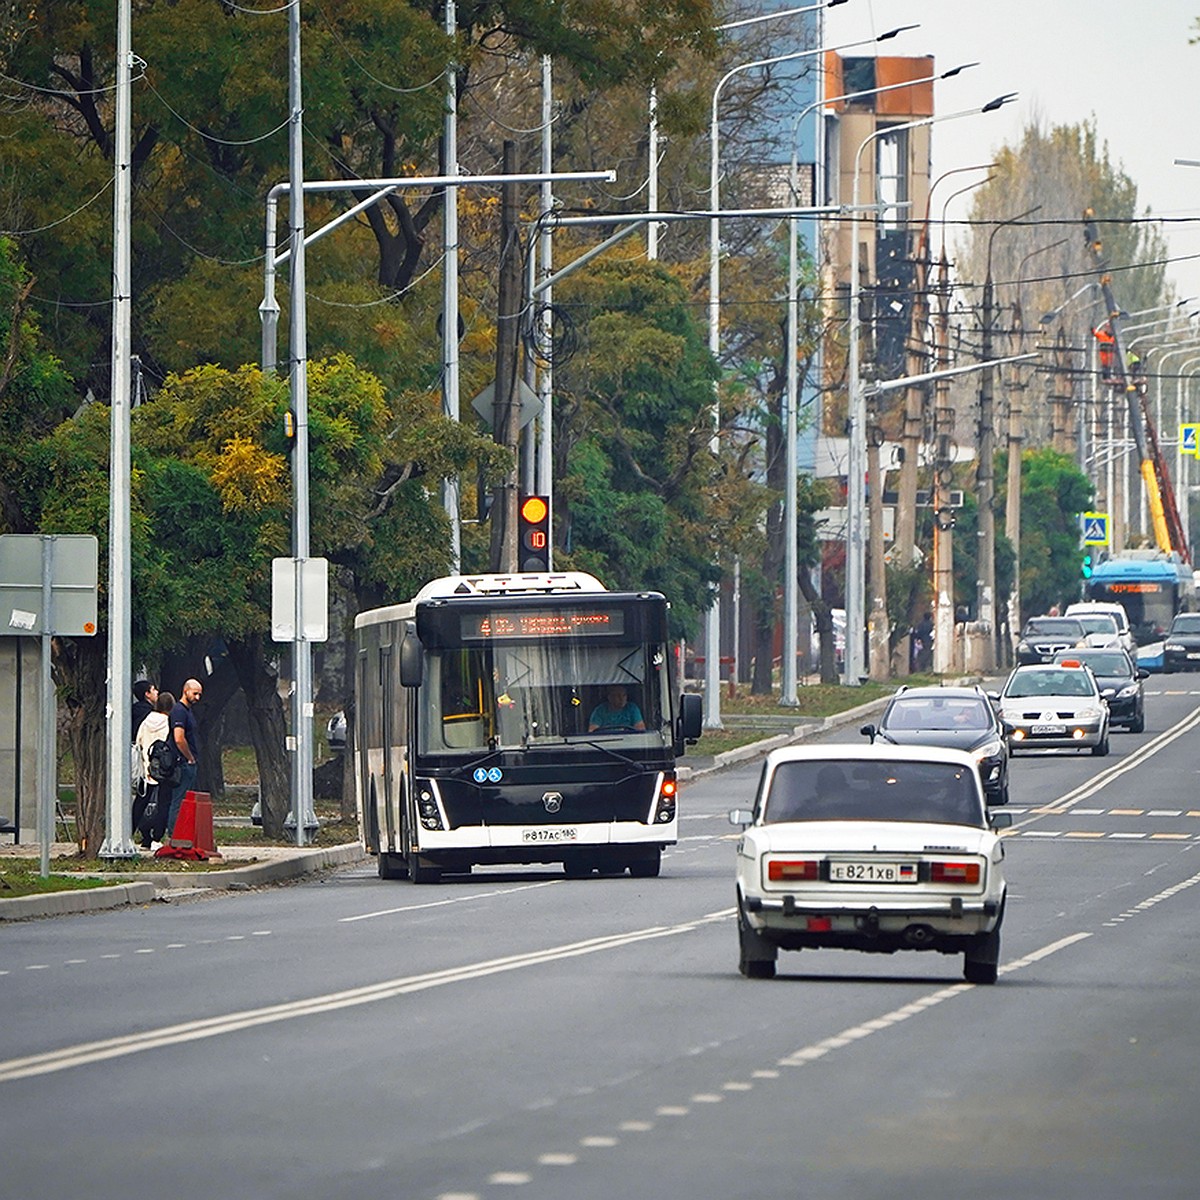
[167,678,203,839]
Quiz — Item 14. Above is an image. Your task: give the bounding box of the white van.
[1065,601,1135,654]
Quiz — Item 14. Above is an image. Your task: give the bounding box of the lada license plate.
[1031,724,1066,734]
[829,861,912,883]
[522,827,578,843]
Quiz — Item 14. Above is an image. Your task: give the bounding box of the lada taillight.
[768,859,820,882]
[929,860,980,884]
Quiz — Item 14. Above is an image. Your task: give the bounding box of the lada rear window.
[761,760,983,827]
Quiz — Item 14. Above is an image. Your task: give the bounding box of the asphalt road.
[2,683,1199,1200]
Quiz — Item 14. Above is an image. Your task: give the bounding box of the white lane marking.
[488,1172,531,1185]
[580,1136,617,1147]
[772,934,1088,1072]
[0,913,729,1083]
[538,1153,578,1165]
[1037,703,1200,815]
[340,880,563,923]
[619,1121,654,1132]
[1148,809,1183,817]
[656,1106,688,1116]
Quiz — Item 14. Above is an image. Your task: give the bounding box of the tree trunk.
[54,634,107,856]
[227,634,290,839]
[798,570,838,685]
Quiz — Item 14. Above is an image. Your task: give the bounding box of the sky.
[825,0,1200,301]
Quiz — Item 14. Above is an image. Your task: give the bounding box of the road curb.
[0,844,366,921]
[0,881,157,922]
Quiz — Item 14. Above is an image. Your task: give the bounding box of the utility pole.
[490,142,523,573]
[867,417,890,679]
[976,269,997,670]
[931,246,957,674]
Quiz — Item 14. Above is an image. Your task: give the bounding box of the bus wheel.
[408,853,442,884]
[628,849,661,878]
[377,852,409,880]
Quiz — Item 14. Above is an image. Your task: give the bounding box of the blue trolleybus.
[354,572,703,882]
[1085,551,1195,644]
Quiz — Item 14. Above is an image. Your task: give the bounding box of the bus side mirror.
[399,621,423,688]
[676,692,702,753]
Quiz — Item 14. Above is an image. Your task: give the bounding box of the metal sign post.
[0,534,99,876]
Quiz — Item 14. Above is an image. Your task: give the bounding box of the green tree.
[999,446,1093,620]
[550,258,751,639]
[22,355,500,849]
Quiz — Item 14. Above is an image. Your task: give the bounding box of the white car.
[1065,601,1135,655]
[730,745,1010,985]
[1072,611,1123,649]
[997,662,1110,756]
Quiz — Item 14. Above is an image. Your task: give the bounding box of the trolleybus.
[1084,551,1195,644]
[354,572,703,882]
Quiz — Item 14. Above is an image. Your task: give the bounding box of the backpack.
[148,738,181,786]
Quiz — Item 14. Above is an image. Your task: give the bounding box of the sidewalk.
[1,691,896,923]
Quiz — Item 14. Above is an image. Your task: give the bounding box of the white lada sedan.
[730,745,1010,985]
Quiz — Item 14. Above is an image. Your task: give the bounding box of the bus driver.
[588,684,646,732]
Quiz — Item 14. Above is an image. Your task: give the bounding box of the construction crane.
[1082,208,1189,562]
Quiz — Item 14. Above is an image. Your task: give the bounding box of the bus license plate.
[829,861,910,883]
[521,827,578,843]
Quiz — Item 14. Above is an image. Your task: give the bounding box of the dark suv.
[1015,617,1088,666]
[861,685,1010,806]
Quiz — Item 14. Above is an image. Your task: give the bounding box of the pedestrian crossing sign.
[1081,512,1109,546]
[1181,423,1200,458]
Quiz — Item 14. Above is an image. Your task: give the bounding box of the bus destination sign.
[461,610,624,640]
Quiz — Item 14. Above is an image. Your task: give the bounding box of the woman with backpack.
[134,691,177,849]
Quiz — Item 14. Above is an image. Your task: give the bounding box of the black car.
[1015,617,1088,666]
[861,685,1010,805]
[1163,613,1200,673]
[1052,648,1147,732]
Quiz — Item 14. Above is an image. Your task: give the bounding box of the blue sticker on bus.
[473,768,489,783]
[487,767,503,783]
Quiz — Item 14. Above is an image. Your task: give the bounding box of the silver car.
[997,663,1110,756]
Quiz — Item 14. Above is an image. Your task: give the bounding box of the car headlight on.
[971,739,1004,762]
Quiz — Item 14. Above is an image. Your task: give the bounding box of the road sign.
[271,557,329,642]
[1081,512,1110,546]
[1181,423,1200,458]
[0,534,98,636]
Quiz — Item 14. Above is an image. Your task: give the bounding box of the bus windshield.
[417,641,669,755]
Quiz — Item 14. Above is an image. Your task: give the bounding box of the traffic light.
[518,494,551,572]
[1081,552,1093,579]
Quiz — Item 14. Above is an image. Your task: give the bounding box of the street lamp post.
[704,24,916,726]
[976,203,1038,670]
[780,67,978,701]
[845,95,1016,686]
[1002,238,1067,659]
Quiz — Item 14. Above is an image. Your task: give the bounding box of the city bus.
[1084,551,1196,644]
[354,572,703,882]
